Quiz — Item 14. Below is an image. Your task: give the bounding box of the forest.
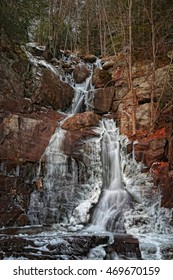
[1,0,173,58]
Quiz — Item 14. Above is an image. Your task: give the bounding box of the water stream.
[91,119,132,232]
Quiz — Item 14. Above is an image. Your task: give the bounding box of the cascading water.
[91,119,132,232]
[28,58,103,231]
[87,117,173,259]
[6,47,172,260]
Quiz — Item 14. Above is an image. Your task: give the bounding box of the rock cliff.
[0,43,172,227]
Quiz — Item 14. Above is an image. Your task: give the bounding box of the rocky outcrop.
[61,111,100,131]
[88,87,115,114]
[73,64,90,83]
[92,68,112,88]
[61,112,101,160]
[82,54,97,63]
[33,69,74,111]
[151,162,173,208]
[0,111,64,163]
[0,229,141,260]
[89,53,173,210]
[134,128,166,168]
[0,45,74,112]
[0,45,69,227]
[0,110,64,227]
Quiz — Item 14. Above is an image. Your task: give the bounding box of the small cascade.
[28,56,103,229]
[70,88,86,114]
[23,46,60,76]
[69,64,94,114]
[91,119,132,232]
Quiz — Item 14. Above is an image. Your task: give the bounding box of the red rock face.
[32,69,74,111]
[134,136,166,168]
[61,112,101,163]
[0,109,64,227]
[151,163,173,208]
[133,126,173,209]
[61,111,101,131]
[0,111,64,163]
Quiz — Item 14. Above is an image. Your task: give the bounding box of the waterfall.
[28,58,103,230]
[26,49,173,260]
[91,119,132,232]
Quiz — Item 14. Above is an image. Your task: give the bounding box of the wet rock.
[32,68,74,111]
[0,110,64,226]
[102,60,115,70]
[88,87,115,114]
[0,175,35,227]
[0,234,110,260]
[63,129,97,159]
[111,234,142,259]
[0,232,142,260]
[61,111,101,131]
[73,64,90,83]
[0,111,64,162]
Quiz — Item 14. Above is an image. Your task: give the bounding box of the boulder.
[26,43,46,56]
[32,68,74,111]
[111,234,141,259]
[82,54,97,63]
[92,68,112,88]
[136,103,154,130]
[88,87,115,114]
[111,66,127,86]
[73,64,90,83]
[61,111,101,131]
[102,60,115,70]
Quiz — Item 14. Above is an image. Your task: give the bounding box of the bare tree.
[128,0,136,135]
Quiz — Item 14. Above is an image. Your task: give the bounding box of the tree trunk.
[128,0,136,136]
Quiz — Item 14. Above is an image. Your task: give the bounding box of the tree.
[0,0,48,45]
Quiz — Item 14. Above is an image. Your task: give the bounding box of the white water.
[91,119,131,232]
[28,57,103,229]
[87,118,173,259]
